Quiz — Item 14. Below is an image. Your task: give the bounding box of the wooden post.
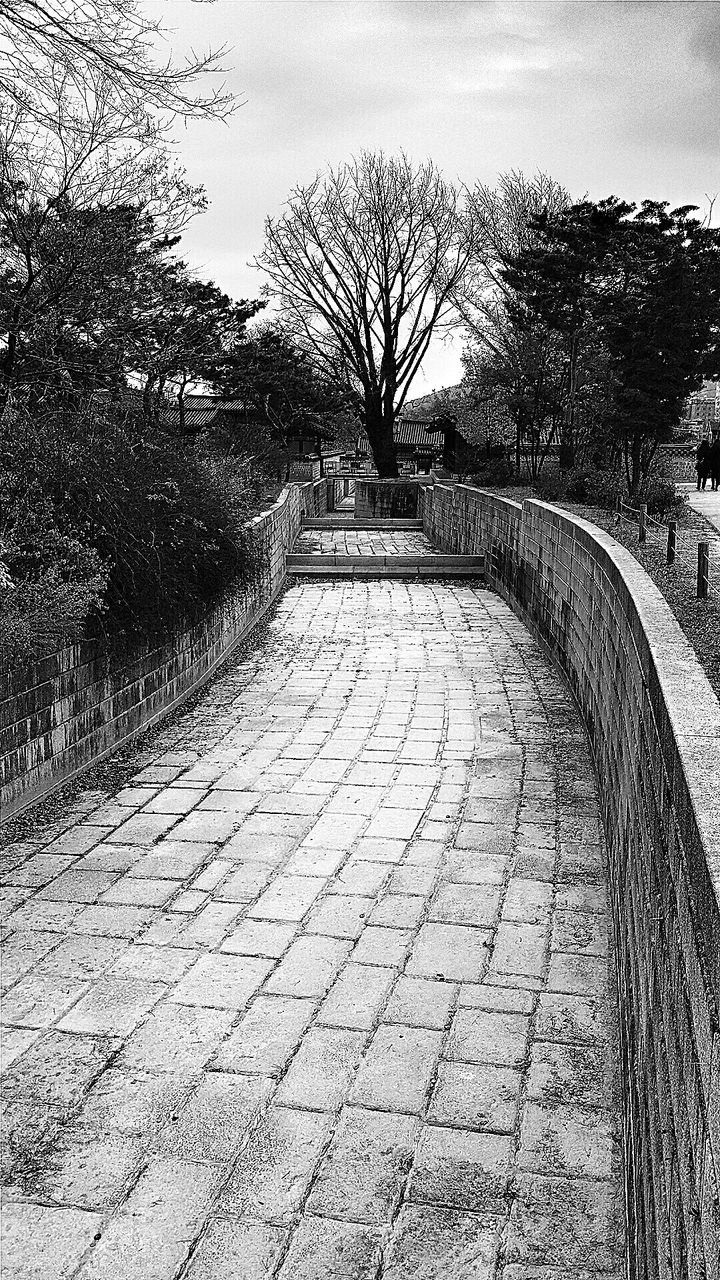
[638,504,647,544]
[697,542,709,599]
[667,521,676,565]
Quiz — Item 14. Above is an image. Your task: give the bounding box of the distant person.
[710,434,720,492]
[696,437,711,490]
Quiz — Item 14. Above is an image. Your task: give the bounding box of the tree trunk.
[364,397,398,478]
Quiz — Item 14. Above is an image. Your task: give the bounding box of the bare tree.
[0,0,236,132]
[257,151,470,477]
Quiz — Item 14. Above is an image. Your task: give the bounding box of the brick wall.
[419,480,720,1278]
[300,477,354,518]
[1,486,305,824]
[354,479,419,519]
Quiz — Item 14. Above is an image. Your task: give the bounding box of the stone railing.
[0,484,316,824]
[419,479,720,1279]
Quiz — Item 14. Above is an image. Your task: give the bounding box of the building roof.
[393,420,446,447]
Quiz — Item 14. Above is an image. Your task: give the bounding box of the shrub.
[638,475,688,520]
[0,404,259,666]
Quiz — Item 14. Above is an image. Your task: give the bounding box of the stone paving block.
[307,1105,418,1224]
[488,921,548,980]
[183,1219,287,1280]
[77,1157,221,1279]
[518,1101,618,1180]
[249,875,326,922]
[527,1041,616,1111]
[5,853,78,888]
[170,811,243,844]
[535,992,609,1046]
[220,1105,332,1225]
[0,1026,40,1070]
[214,996,316,1075]
[157,1071,272,1161]
[35,935,128,980]
[503,879,554,924]
[1,973,89,1028]
[353,837,409,864]
[70,905,156,938]
[455,823,514,854]
[109,944,197,982]
[331,861,390,896]
[350,1025,443,1113]
[277,1216,381,1280]
[99,876,176,908]
[547,952,609,998]
[37,869,118,903]
[352,925,413,968]
[388,866,439,895]
[458,983,536,1015]
[275,1026,368,1110]
[305,893,374,938]
[551,910,608,957]
[58,977,167,1036]
[119,1002,235,1072]
[43,826,108,856]
[216,862,276,902]
[257,792,325,816]
[428,1060,521,1133]
[326,785,384,816]
[319,963,395,1029]
[265,936,352,997]
[143,787,206,814]
[406,923,490,982]
[174,902,241,946]
[220,919,297,957]
[126,843,212,880]
[104,813,178,846]
[429,883,501,927]
[382,1205,500,1280]
[1,1201,103,1280]
[169,954,272,1009]
[370,893,426,929]
[409,1125,513,1213]
[81,1067,192,1136]
[446,850,509,884]
[405,839,445,867]
[446,1008,530,1066]
[2,1030,120,1106]
[383,975,457,1030]
[37,1132,141,1208]
[365,808,424,840]
[219,832,296,863]
[556,885,608,916]
[505,1172,625,1270]
[302,813,367,849]
[285,848,345,876]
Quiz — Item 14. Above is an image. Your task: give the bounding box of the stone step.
[286,553,485,578]
[302,518,423,530]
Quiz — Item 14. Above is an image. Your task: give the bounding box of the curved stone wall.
[419,480,720,1278]
[0,485,313,824]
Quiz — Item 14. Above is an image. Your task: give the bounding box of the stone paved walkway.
[294,529,433,556]
[687,487,720,536]
[1,580,624,1279]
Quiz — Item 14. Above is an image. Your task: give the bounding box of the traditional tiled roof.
[393,420,445,447]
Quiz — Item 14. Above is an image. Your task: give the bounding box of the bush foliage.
[0,404,259,667]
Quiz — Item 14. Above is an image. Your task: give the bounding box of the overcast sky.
[149,0,720,395]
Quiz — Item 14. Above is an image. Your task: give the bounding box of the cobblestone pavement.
[1,580,624,1279]
[294,529,433,556]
